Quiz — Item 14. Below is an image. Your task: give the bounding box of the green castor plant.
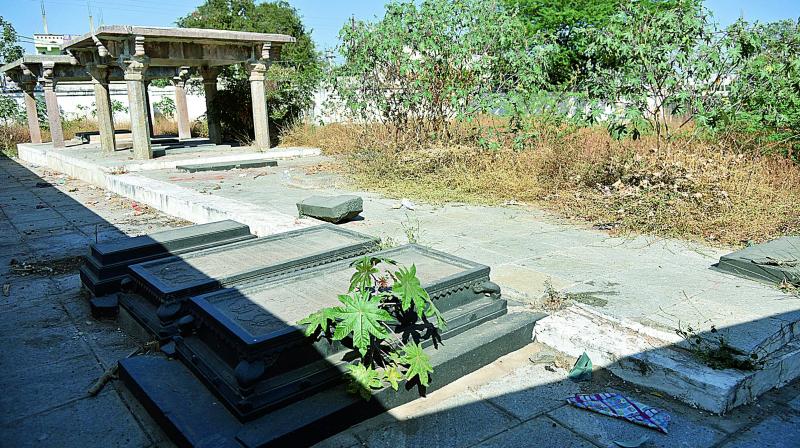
[299,256,446,400]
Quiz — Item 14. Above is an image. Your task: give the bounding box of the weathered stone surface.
[177,244,506,419]
[176,159,277,173]
[534,304,800,414]
[715,236,800,287]
[129,225,378,303]
[89,293,119,319]
[121,311,540,447]
[80,219,255,296]
[297,195,363,223]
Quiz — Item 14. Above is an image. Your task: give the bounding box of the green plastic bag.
[568,352,592,381]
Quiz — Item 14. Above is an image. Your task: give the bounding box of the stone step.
[534,304,800,414]
[119,311,542,447]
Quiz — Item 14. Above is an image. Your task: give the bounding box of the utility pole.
[87,1,95,34]
[40,0,49,34]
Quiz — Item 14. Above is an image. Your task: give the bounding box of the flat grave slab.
[178,244,508,419]
[714,236,800,287]
[80,219,255,296]
[176,159,278,173]
[122,225,380,337]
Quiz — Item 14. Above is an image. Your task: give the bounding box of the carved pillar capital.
[171,66,191,88]
[198,65,221,84]
[39,62,57,90]
[87,64,110,85]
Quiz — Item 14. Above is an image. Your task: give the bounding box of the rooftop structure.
[1,25,295,159]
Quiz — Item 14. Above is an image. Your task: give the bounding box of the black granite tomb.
[121,225,380,338]
[80,219,255,297]
[175,244,520,419]
[120,244,542,447]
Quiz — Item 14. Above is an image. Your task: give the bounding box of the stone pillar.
[249,62,270,150]
[88,65,116,152]
[20,81,42,144]
[40,63,64,148]
[199,66,222,144]
[249,42,278,150]
[124,37,152,159]
[144,80,155,138]
[172,67,192,140]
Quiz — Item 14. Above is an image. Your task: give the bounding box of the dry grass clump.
[282,121,800,246]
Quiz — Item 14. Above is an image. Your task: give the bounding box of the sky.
[2,0,800,54]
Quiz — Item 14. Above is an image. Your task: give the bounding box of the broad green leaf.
[346,364,383,401]
[297,307,336,337]
[392,264,428,313]
[401,342,434,387]
[382,365,403,391]
[332,291,394,356]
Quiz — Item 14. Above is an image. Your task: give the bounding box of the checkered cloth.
[566,393,670,433]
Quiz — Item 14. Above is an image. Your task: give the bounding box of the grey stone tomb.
[297,195,364,223]
[122,225,379,338]
[714,236,800,287]
[80,219,255,296]
[119,241,542,447]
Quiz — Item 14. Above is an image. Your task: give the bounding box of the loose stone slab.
[297,195,363,223]
[177,244,508,420]
[122,225,379,337]
[714,236,800,287]
[176,159,278,173]
[80,219,255,297]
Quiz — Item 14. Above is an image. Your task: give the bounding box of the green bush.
[178,0,321,145]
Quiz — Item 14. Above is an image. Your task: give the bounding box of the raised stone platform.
[17,142,322,236]
[535,304,800,414]
[80,219,255,296]
[121,225,380,337]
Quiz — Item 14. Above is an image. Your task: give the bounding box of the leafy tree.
[331,0,550,145]
[177,0,321,144]
[709,19,800,161]
[580,0,740,146]
[503,0,622,86]
[0,16,23,65]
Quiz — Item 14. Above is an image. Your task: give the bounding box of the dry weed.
[282,120,800,246]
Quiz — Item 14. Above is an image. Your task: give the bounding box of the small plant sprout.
[298,255,446,400]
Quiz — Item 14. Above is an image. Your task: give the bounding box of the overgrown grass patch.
[282,122,800,246]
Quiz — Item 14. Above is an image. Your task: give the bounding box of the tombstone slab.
[176,244,508,420]
[122,225,379,338]
[297,195,363,223]
[176,159,278,173]
[80,220,255,297]
[714,236,800,287]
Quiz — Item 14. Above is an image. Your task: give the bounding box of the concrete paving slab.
[719,414,800,448]
[469,363,581,420]
[0,353,104,425]
[0,391,152,448]
[475,416,596,448]
[353,391,518,448]
[548,397,727,448]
